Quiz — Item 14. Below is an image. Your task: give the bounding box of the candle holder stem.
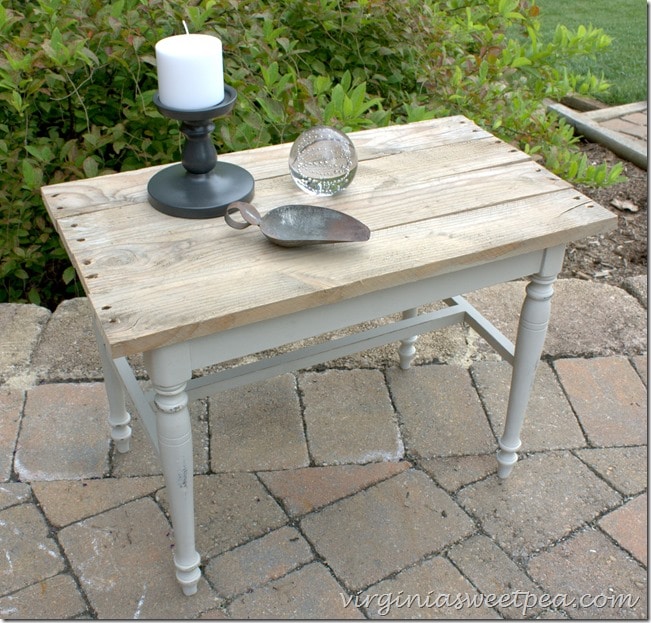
[181,119,217,174]
[147,85,254,219]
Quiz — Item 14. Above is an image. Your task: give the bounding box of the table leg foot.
[398,308,419,369]
[176,551,202,595]
[113,433,131,454]
[182,581,200,597]
[496,440,520,479]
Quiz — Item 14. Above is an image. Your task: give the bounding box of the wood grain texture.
[41,116,616,357]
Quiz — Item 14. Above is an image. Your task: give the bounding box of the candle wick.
[182,20,190,35]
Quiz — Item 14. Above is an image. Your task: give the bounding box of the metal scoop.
[225,201,371,247]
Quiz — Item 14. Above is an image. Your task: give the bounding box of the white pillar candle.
[155,34,224,110]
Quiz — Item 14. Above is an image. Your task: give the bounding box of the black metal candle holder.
[147,85,254,218]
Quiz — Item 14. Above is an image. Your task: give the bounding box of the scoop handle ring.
[224,201,262,229]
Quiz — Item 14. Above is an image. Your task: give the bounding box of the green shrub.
[0,0,624,308]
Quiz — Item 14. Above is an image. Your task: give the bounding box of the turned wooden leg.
[92,316,131,453]
[398,308,419,370]
[497,247,564,478]
[145,346,201,596]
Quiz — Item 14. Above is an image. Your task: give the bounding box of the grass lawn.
[535,0,647,104]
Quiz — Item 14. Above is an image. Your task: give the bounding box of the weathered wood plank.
[246,136,539,221]
[74,188,612,357]
[41,115,487,220]
[582,101,647,122]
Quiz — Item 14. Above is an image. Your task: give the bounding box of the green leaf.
[593,164,607,185]
[82,157,99,178]
[26,144,54,162]
[567,158,579,180]
[27,287,41,306]
[256,96,285,124]
[478,60,489,82]
[343,94,354,119]
[63,265,76,285]
[9,91,24,114]
[110,0,125,18]
[44,27,69,65]
[349,83,366,113]
[312,76,332,95]
[21,160,42,190]
[14,268,29,279]
[330,84,345,115]
[261,62,279,89]
[340,71,352,92]
[511,56,532,68]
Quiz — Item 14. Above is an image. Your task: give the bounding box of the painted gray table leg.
[144,345,201,595]
[92,316,132,453]
[398,308,419,369]
[497,246,565,478]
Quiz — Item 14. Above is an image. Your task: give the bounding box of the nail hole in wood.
[102,305,112,310]
[86,273,98,279]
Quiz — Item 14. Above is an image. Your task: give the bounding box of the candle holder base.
[148,162,254,219]
[147,85,254,219]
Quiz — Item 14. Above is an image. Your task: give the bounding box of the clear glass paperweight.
[289,126,357,196]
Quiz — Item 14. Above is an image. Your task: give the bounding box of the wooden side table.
[42,117,616,595]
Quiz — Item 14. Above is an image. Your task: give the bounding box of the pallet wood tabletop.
[41,116,616,358]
